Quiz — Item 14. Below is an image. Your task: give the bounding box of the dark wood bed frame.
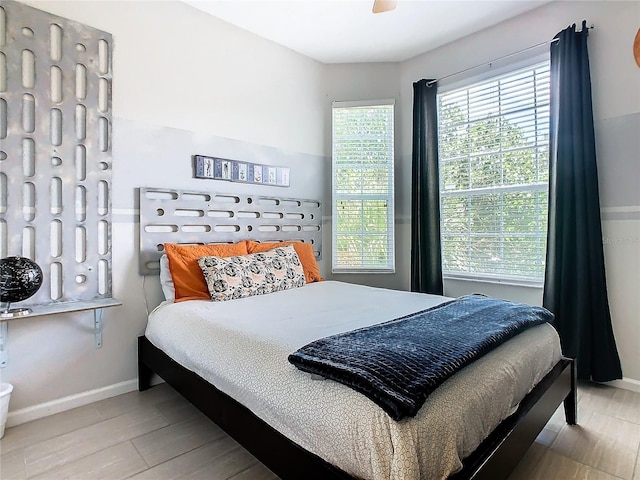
[138,335,576,480]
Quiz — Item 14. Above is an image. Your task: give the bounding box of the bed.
[136,187,576,480]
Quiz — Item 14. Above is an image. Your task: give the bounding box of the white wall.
[23,1,328,157]
[3,0,329,418]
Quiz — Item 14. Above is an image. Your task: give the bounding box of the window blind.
[332,101,395,273]
[438,62,550,283]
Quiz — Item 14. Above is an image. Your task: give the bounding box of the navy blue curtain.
[411,80,443,295]
[544,21,622,381]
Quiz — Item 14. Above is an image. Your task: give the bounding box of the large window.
[438,61,550,284]
[332,100,395,273]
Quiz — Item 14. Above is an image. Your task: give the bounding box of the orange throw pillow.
[246,240,323,284]
[165,242,248,302]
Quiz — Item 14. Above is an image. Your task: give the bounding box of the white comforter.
[145,281,561,480]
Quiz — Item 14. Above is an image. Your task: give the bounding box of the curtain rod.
[426,24,594,87]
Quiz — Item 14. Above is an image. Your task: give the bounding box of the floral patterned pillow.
[197,244,306,302]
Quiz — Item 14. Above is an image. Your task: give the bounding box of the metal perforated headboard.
[139,187,322,275]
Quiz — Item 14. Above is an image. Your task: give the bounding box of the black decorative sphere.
[0,256,43,303]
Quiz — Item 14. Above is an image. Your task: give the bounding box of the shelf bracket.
[0,321,8,368]
[94,308,104,349]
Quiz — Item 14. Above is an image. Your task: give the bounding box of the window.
[438,61,550,284]
[332,100,395,273]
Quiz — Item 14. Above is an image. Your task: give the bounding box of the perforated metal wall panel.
[0,1,114,306]
[139,187,322,275]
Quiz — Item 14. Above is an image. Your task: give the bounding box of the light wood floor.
[1,381,639,479]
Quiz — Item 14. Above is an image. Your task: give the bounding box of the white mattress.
[145,281,562,480]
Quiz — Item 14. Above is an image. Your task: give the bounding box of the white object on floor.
[0,382,13,438]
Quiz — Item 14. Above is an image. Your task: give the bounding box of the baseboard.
[6,379,139,427]
[6,375,637,428]
[602,377,640,393]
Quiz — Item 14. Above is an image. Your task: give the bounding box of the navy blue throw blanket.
[288,295,553,421]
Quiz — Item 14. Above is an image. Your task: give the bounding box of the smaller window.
[332,100,395,273]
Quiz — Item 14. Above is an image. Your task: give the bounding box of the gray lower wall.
[596,113,640,212]
[2,116,328,412]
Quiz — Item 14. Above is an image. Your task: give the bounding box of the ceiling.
[183,0,551,64]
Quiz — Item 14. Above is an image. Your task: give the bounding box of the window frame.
[331,99,396,274]
[437,56,551,286]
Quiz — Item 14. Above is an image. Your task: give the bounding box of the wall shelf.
[3,298,121,319]
[0,298,121,368]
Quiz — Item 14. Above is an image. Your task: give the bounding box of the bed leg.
[138,361,152,392]
[563,358,577,425]
[138,336,153,392]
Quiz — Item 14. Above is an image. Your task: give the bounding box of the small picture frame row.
[193,155,290,187]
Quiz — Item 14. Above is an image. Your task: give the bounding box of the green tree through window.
[438,62,550,282]
[332,101,395,273]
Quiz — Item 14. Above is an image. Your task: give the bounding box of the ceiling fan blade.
[372,0,397,14]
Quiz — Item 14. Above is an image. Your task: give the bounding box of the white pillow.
[159,254,175,302]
